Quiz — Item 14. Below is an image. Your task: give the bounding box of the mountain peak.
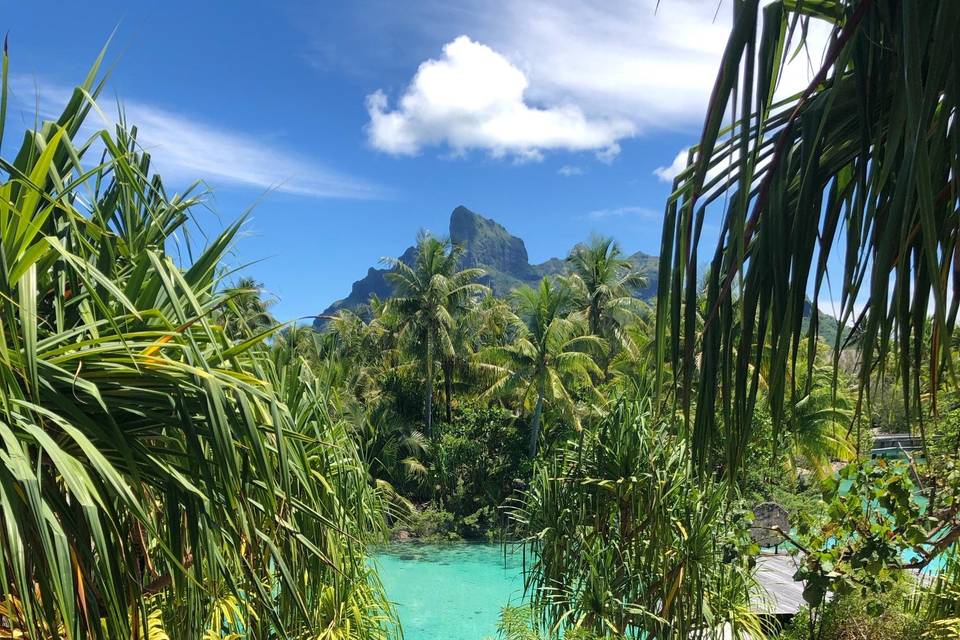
[313,205,657,327]
[448,206,530,275]
[448,205,480,234]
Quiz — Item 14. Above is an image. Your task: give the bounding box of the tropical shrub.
[431,402,529,536]
[511,398,763,639]
[790,459,960,613]
[0,52,393,638]
[392,505,457,540]
[780,581,924,640]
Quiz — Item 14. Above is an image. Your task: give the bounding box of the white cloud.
[462,0,831,126]
[587,205,659,220]
[558,164,585,176]
[366,35,634,160]
[654,149,689,183]
[353,1,832,161]
[653,146,727,185]
[654,136,776,194]
[492,1,732,128]
[10,76,383,200]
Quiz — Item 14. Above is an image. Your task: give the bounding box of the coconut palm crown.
[477,278,604,456]
[384,232,487,435]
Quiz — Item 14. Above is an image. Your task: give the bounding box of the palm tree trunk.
[529,381,545,457]
[443,359,453,423]
[424,366,434,437]
[424,330,434,436]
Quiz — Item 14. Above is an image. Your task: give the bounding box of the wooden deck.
[752,554,805,615]
[871,433,923,457]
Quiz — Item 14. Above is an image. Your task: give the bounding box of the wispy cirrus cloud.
[558,164,585,177]
[9,76,385,200]
[122,103,384,199]
[586,205,659,220]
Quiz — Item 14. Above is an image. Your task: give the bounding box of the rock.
[449,205,533,279]
[391,528,414,542]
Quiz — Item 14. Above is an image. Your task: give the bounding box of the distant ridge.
[313,205,657,328]
[312,205,846,344]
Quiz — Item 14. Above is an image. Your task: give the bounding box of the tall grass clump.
[0,46,394,639]
[510,396,762,640]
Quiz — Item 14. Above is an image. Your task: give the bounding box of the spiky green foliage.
[919,548,960,637]
[510,398,763,639]
[0,52,392,639]
[656,0,960,479]
[654,0,960,627]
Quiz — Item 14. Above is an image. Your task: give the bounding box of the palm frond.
[656,0,960,477]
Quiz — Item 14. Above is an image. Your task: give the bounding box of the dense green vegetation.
[652,0,960,637]
[0,51,394,639]
[314,225,959,639]
[4,0,960,639]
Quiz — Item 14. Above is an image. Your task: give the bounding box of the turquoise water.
[373,543,527,640]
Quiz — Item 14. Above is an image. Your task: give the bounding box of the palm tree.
[222,277,275,339]
[272,322,323,363]
[776,347,856,480]
[439,293,514,422]
[566,236,647,365]
[385,233,487,435]
[324,295,406,404]
[477,278,604,456]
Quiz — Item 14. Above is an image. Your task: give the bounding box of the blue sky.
[4,0,770,321]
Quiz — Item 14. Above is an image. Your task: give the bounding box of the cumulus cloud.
[10,76,383,200]
[654,149,689,183]
[366,35,634,160]
[338,1,832,162]
[457,0,831,128]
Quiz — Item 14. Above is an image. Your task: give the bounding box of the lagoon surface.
[373,543,527,640]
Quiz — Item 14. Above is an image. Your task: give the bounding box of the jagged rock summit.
[449,206,533,277]
[313,205,657,328]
